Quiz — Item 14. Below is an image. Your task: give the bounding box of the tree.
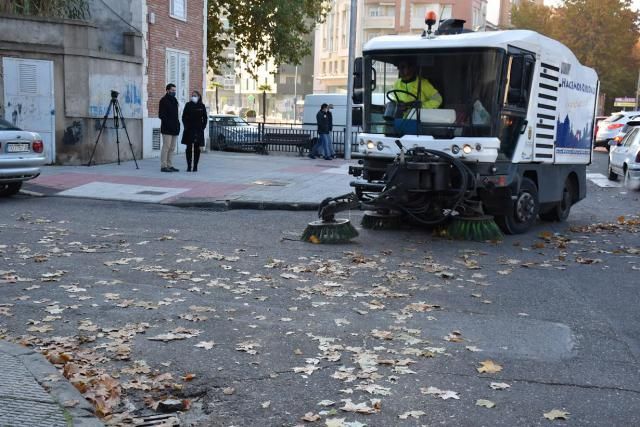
[512,0,640,112]
[207,1,329,77]
[511,1,556,35]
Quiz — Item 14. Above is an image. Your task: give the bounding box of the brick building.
[143,0,208,157]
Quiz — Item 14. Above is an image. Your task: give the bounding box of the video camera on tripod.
[87,89,139,168]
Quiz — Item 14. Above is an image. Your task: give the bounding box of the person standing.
[316,103,334,160]
[159,83,180,172]
[181,90,208,172]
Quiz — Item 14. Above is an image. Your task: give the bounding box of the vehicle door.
[611,128,639,172]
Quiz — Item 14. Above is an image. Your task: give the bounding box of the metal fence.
[209,120,360,157]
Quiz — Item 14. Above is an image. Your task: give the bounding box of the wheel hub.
[515,192,535,223]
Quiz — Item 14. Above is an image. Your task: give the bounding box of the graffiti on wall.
[62,121,83,145]
[88,75,143,119]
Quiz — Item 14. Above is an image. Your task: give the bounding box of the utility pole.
[344,0,358,160]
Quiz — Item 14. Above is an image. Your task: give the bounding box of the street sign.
[614,97,636,108]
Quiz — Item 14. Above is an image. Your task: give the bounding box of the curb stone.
[0,341,104,427]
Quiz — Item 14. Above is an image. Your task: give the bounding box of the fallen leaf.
[399,410,425,419]
[302,412,321,422]
[194,340,215,350]
[182,373,196,382]
[261,401,271,409]
[223,387,235,395]
[490,382,510,390]
[477,360,502,374]
[476,399,496,408]
[543,409,570,420]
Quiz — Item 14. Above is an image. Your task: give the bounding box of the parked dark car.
[0,118,46,197]
[209,114,260,151]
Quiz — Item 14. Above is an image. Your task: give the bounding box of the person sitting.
[392,60,442,111]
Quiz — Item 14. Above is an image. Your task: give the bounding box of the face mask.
[169,91,176,97]
[191,96,198,103]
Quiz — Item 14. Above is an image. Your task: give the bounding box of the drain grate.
[130,413,180,426]
[136,190,168,195]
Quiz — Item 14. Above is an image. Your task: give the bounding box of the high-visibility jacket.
[392,77,442,109]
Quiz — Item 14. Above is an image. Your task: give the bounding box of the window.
[341,60,345,74]
[369,6,380,17]
[170,0,186,20]
[166,49,189,103]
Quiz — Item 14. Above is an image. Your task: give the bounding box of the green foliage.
[1,0,90,20]
[512,0,640,110]
[207,0,329,77]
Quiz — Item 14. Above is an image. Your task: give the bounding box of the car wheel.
[607,162,618,181]
[0,182,23,197]
[495,177,539,234]
[540,178,575,222]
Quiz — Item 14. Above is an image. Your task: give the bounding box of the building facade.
[143,0,207,158]
[0,0,206,165]
[313,0,488,93]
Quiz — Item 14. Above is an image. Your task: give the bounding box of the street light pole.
[344,0,358,160]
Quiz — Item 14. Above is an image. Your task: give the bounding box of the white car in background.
[596,111,640,150]
[608,120,640,189]
[0,118,46,197]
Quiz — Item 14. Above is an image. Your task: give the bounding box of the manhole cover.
[251,180,288,186]
[136,190,168,195]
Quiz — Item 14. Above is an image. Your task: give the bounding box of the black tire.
[540,178,574,222]
[608,162,618,181]
[495,177,539,234]
[0,182,22,197]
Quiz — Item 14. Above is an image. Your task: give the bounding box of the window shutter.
[167,52,178,86]
[178,55,189,103]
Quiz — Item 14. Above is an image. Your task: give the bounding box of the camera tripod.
[87,91,139,168]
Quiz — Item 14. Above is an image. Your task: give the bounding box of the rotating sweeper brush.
[301,194,360,244]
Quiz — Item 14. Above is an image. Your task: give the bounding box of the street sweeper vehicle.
[302,17,599,243]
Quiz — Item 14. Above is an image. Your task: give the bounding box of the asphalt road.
[1,150,639,426]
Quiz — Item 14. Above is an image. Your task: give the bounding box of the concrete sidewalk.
[24,151,358,208]
[0,341,102,427]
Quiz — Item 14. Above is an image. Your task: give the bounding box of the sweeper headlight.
[462,144,473,155]
[367,141,375,150]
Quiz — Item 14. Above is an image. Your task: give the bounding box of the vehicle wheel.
[495,177,539,234]
[607,163,618,181]
[540,178,574,222]
[0,182,22,197]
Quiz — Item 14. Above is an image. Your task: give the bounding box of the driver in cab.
[393,60,442,110]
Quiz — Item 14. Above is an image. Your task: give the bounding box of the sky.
[486,0,640,25]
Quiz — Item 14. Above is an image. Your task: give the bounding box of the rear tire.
[495,177,539,234]
[540,178,574,222]
[608,162,618,181]
[0,182,22,197]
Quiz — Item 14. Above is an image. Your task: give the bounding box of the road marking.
[586,173,622,188]
[58,182,189,202]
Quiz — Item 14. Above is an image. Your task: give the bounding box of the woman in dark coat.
[181,90,208,172]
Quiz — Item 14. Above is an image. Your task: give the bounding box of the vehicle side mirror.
[352,57,363,104]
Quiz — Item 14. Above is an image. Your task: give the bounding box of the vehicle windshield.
[363,49,504,138]
[0,118,20,131]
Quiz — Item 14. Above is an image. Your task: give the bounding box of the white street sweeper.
[302,15,599,243]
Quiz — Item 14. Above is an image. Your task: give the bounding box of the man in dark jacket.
[159,83,180,172]
[315,103,334,160]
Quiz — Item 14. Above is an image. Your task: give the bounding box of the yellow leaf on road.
[477,360,502,374]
